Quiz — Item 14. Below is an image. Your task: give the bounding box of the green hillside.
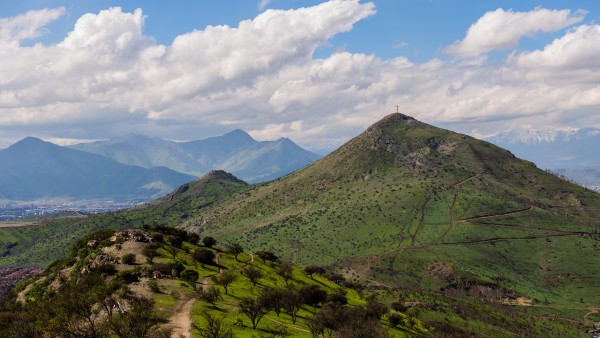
[0,171,247,268]
[1,228,579,337]
[182,114,600,309]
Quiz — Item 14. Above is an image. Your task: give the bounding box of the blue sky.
[0,0,599,151]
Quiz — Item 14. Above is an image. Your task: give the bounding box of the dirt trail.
[169,297,194,338]
[459,207,533,223]
[453,174,481,187]
[265,316,311,333]
[584,307,600,327]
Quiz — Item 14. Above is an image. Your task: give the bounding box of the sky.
[0,0,599,153]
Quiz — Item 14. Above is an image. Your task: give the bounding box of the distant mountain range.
[0,137,195,201]
[486,127,600,189]
[69,130,321,183]
[0,130,321,201]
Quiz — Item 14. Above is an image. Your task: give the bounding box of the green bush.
[121,253,136,265]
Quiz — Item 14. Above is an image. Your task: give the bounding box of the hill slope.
[70,130,322,183]
[182,113,600,308]
[0,170,248,268]
[2,227,581,337]
[0,228,428,337]
[0,137,195,201]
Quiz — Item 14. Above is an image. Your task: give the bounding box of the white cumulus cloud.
[445,7,586,58]
[0,7,65,44]
[0,2,598,153]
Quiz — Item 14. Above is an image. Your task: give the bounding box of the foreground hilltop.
[0,228,426,337]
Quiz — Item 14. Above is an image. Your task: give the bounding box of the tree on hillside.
[202,236,217,248]
[198,286,222,309]
[365,297,389,320]
[212,271,236,294]
[276,261,294,284]
[142,242,160,263]
[167,235,183,248]
[255,250,278,265]
[238,296,267,330]
[303,265,325,279]
[281,288,303,324]
[181,269,199,290]
[260,287,286,316]
[243,267,263,286]
[121,253,136,265]
[105,295,171,338]
[194,311,233,338]
[310,304,391,338]
[193,248,215,266]
[165,246,178,260]
[227,243,244,261]
[299,285,327,307]
[186,232,200,245]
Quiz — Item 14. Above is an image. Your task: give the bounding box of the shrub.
[202,236,217,248]
[193,248,215,265]
[121,253,136,265]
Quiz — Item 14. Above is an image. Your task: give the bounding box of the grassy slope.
[0,170,248,267]
[182,114,600,310]
[9,229,579,337]
[9,229,424,337]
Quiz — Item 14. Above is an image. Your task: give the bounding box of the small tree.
[281,288,303,324]
[107,295,171,338]
[366,299,389,320]
[194,311,233,338]
[202,236,217,248]
[326,289,347,306]
[180,269,199,289]
[238,296,267,330]
[276,261,294,284]
[299,285,327,307]
[387,312,402,327]
[121,253,136,265]
[165,246,178,260]
[142,243,160,263]
[303,265,325,279]
[193,248,215,265]
[255,250,278,265]
[198,286,222,309]
[243,267,263,286]
[167,235,183,248]
[186,232,200,244]
[212,271,236,294]
[260,287,286,316]
[227,243,244,261]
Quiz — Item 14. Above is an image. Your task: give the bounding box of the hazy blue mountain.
[555,166,600,191]
[70,134,204,176]
[70,129,321,183]
[485,128,600,189]
[0,137,195,201]
[221,137,322,182]
[486,127,600,169]
[179,129,258,164]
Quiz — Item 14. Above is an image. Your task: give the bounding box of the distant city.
[0,199,150,221]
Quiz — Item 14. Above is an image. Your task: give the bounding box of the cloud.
[514,24,600,70]
[445,7,586,58]
[0,3,599,153]
[0,7,65,44]
[258,0,272,10]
